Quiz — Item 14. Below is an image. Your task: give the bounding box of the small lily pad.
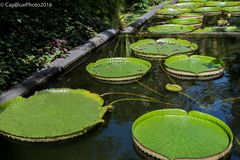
[165,83,183,92]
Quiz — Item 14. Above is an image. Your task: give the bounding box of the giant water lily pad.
[178,0,207,2]
[205,1,240,7]
[168,18,202,28]
[171,2,204,8]
[0,89,111,142]
[194,26,239,33]
[223,7,240,16]
[132,109,233,160]
[193,7,222,16]
[86,57,151,83]
[179,12,204,19]
[164,54,224,80]
[157,8,191,16]
[147,24,195,34]
[130,39,198,60]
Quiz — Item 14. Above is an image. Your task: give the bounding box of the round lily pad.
[223,7,240,16]
[171,2,204,8]
[130,38,198,60]
[147,24,195,34]
[179,12,204,19]
[0,89,111,142]
[86,57,151,83]
[193,7,222,16]
[194,26,239,33]
[168,18,202,28]
[157,8,191,16]
[164,54,225,80]
[205,1,240,7]
[178,0,207,2]
[132,109,233,160]
[165,83,182,92]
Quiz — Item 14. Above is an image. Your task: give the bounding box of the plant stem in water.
[100,92,158,101]
[109,98,177,106]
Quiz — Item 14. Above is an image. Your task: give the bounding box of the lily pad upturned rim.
[193,7,222,15]
[129,38,198,60]
[171,2,204,8]
[168,18,202,25]
[164,54,224,80]
[0,88,110,142]
[223,7,240,16]
[147,24,195,34]
[179,12,204,19]
[132,109,233,160]
[168,18,203,28]
[205,1,240,7]
[86,57,152,83]
[157,8,191,16]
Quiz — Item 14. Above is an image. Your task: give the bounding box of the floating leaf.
[147,24,195,34]
[205,1,240,7]
[0,89,110,142]
[171,2,204,9]
[132,109,233,160]
[164,54,225,80]
[157,8,191,16]
[130,38,198,60]
[179,12,204,19]
[168,18,202,28]
[223,7,240,16]
[193,7,222,16]
[165,83,182,92]
[86,57,151,84]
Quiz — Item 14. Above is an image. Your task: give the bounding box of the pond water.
[1,33,240,160]
[2,7,240,157]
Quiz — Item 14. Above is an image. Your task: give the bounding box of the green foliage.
[86,57,152,83]
[132,109,233,159]
[164,55,224,74]
[0,88,110,142]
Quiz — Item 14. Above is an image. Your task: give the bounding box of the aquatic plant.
[86,57,152,83]
[171,2,204,9]
[165,83,183,92]
[194,26,239,33]
[0,89,111,142]
[179,12,204,19]
[130,38,198,60]
[157,8,191,17]
[223,7,240,16]
[132,109,233,160]
[168,18,202,28]
[147,24,195,34]
[193,7,222,16]
[164,54,225,80]
[205,1,240,7]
